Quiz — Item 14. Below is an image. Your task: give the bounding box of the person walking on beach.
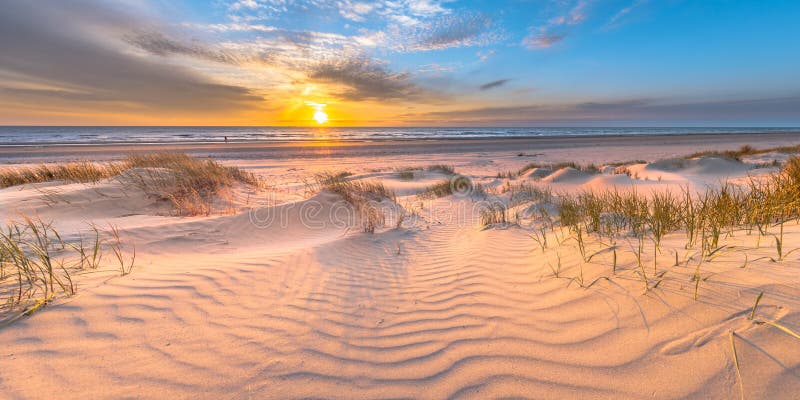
[224,136,228,143]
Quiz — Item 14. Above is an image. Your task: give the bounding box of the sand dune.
[1,140,800,399]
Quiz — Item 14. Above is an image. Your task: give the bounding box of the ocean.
[1,126,799,145]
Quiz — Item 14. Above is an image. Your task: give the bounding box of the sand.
[1,133,800,399]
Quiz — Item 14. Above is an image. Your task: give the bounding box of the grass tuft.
[0,216,136,323]
[427,164,456,175]
[124,153,262,216]
[313,172,396,233]
[0,152,264,216]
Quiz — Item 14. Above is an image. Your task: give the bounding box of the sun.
[313,110,328,124]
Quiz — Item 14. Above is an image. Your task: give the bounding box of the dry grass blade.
[729,331,745,400]
[109,225,136,276]
[755,319,800,340]
[749,291,764,320]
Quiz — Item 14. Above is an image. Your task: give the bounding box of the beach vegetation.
[313,171,396,233]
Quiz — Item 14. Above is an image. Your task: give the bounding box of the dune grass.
[687,144,800,161]
[418,180,454,198]
[427,164,456,175]
[313,172,396,233]
[124,153,262,216]
[398,170,415,180]
[418,175,485,200]
[518,162,600,177]
[0,162,127,188]
[555,157,800,250]
[0,216,136,323]
[529,156,800,292]
[0,152,263,216]
[480,201,508,226]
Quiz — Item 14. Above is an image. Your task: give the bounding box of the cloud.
[308,57,427,101]
[389,14,421,26]
[551,0,590,26]
[400,12,502,51]
[0,0,262,119]
[124,31,241,64]
[476,49,495,62]
[217,0,494,53]
[229,0,261,11]
[402,96,800,125]
[606,0,648,29]
[338,1,376,21]
[405,0,451,17]
[522,32,565,49]
[523,0,592,51]
[182,22,279,33]
[479,79,510,91]
[417,63,458,75]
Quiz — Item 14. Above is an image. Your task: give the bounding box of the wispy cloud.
[404,0,452,17]
[606,0,648,29]
[417,63,459,75]
[476,49,495,62]
[550,0,591,26]
[523,0,592,50]
[522,32,565,49]
[229,0,261,11]
[308,57,428,101]
[124,30,241,64]
[338,1,377,22]
[398,12,503,51]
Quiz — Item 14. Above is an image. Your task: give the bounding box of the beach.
[1,132,800,399]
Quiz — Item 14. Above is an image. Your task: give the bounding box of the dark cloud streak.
[479,79,510,91]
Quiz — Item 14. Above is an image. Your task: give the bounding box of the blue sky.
[1,0,799,125]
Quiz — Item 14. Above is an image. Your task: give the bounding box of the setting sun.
[313,110,328,124]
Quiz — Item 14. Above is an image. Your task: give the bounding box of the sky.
[1,0,799,126]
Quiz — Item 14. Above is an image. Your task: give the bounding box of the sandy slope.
[1,140,800,399]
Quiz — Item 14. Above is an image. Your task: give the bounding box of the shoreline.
[2,131,799,164]
[2,129,800,147]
